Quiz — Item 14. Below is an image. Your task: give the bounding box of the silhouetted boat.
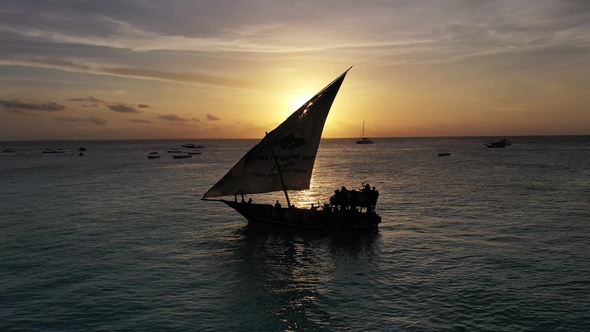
[356,119,373,144]
[181,143,204,148]
[202,68,381,232]
[42,149,65,154]
[148,152,160,159]
[485,136,507,148]
[438,152,451,157]
[172,154,191,159]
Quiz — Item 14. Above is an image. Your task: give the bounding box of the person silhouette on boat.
[275,200,281,209]
[340,186,349,207]
[330,189,340,206]
[350,190,359,210]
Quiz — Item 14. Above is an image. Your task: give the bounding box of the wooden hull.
[222,200,381,232]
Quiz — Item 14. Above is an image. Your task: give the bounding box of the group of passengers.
[329,183,379,211]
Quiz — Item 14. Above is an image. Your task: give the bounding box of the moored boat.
[148,152,160,159]
[202,67,381,232]
[356,119,373,144]
[42,148,66,154]
[172,153,191,159]
[485,136,507,148]
[181,143,204,148]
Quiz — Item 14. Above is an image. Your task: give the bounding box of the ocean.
[1,136,589,331]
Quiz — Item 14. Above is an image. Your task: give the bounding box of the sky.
[1,0,589,140]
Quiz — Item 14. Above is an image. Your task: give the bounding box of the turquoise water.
[1,136,589,331]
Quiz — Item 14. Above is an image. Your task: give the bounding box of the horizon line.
[1,134,589,143]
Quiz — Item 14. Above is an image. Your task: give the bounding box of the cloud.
[54,116,107,125]
[69,97,149,113]
[0,99,66,113]
[0,56,252,88]
[158,114,189,122]
[68,96,105,102]
[206,113,220,121]
[5,108,28,114]
[108,104,142,113]
[101,66,249,87]
[2,2,589,64]
[130,119,151,123]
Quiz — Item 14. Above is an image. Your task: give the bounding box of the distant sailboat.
[356,119,373,144]
[485,136,508,148]
[202,67,381,232]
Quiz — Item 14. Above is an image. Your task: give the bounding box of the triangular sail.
[203,68,350,199]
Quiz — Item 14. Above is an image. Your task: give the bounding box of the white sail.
[203,68,350,199]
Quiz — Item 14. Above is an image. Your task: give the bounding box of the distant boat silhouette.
[485,136,508,148]
[356,119,373,144]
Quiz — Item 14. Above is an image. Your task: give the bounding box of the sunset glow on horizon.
[1,1,589,141]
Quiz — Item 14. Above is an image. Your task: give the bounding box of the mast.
[268,134,291,208]
[362,119,365,138]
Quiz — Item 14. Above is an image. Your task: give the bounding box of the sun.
[290,95,312,112]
